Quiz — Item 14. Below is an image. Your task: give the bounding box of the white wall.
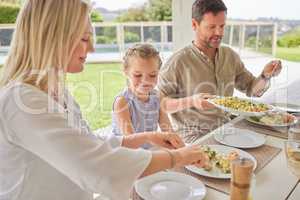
[172,0,195,51]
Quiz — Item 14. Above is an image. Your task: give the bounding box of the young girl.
[111,44,214,147]
[111,44,173,148]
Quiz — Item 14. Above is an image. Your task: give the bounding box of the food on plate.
[215,151,239,173]
[250,112,296,126]
[213,97,269,112]
[202,146,217,160]
[202,146,216,171]
[201,146,240,174]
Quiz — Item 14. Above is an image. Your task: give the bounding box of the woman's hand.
[173,144,210,168]
[147,132,185,149]
[192,93,216,110]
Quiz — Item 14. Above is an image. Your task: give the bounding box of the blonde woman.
[0,0,209,200]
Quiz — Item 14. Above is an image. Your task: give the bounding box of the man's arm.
[249,74,271,97]
[233,50,281,97]
[160,93,215,114]
[251,60,282,97]
[160,94,194,114]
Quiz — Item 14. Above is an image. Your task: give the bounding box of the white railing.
[92,21,173,56]
[224,21,277,56]
[0,21,277,62]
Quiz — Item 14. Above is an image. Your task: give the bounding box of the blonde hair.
[0,0,90,93]
[123,43,162,70]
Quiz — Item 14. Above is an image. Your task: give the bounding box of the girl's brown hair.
[123,43,162,70]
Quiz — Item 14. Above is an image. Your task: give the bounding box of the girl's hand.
[148,132,185,149]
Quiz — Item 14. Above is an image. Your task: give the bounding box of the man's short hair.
[192,0,227,22]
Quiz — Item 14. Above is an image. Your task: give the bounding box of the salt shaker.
[230,158,254,200]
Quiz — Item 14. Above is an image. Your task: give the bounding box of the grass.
[254,47,300,62]
[0,63,125,130]
[66,63,125,130]
[276,47,300,62]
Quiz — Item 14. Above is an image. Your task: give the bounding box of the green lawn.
[255,47,300,62]
[67,63,125,130]
[276,47,300,62]
[0,63,125,130]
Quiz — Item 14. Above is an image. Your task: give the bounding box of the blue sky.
[93,0,300,20]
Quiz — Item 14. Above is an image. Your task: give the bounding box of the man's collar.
[191,41,220,58]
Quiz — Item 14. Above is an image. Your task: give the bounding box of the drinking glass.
[288,124,300,141]
[284,140,300,179]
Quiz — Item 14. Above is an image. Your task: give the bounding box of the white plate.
[246,115,298,127]
[214,126,266,148]
[271,102,300,113]
[208,97,273,117]
[185,145,257,179]
[134,171,206,200]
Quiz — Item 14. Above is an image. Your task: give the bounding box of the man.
[158,0,282,137]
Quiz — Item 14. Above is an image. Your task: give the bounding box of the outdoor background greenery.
[243,26,300,61]
[276,47,300,62]
[95,0,171,46]
[0,63,124,130]
[67,63,125,130]
[1,0,299,61]
[0,2,19,23]
[0,2,103,23]
[116,0,172,22]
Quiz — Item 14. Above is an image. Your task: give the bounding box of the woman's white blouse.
[0,83,152,200]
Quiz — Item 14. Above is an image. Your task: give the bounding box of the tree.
[91,10,103,22]
[0,2,20,24]
[0,0,21,4]
[277,26,300,48]
[116,7,148,22]
[115,0,172,22]
[146,0,172,21]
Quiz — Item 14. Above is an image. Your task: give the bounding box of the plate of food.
[271,102,300,113]
[185,145,257,179]
[208,96,273,116]
[246,112,298,127]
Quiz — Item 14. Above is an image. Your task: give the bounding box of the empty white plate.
[214,126,266,149]
[134,171,206,200]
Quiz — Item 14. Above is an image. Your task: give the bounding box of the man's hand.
[262,60,282,79]
[192,93,216,110]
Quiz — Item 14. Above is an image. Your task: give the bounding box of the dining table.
[195,116,299,200]
[132,115,300,200]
